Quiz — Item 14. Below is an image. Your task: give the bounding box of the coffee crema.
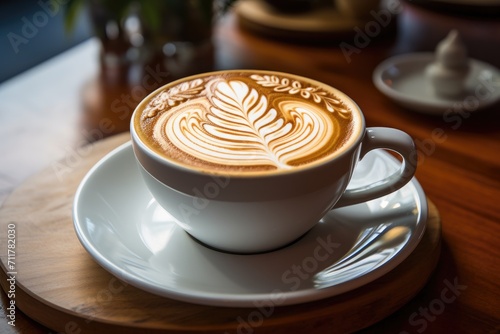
[135,71,359,173]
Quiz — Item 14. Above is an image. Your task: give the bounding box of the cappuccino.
[131,70,417,252]
[134,71,361,174]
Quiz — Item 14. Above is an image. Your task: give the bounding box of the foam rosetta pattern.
[141,73,353,171]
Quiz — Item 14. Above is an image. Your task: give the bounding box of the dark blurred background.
[2,0,499,84]
[0,0,92,83]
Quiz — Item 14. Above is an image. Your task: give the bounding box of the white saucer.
[73,142,427,307]
[373,53,500,115]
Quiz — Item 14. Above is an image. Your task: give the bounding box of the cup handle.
[334,127,418,208]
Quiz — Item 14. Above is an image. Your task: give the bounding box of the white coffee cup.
[131,70,417,254]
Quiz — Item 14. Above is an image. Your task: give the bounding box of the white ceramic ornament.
[426,30,470,98]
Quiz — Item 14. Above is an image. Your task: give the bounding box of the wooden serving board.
[0,133,441,334]
[235,0,397,42]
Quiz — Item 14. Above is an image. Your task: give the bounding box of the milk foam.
[139,72,355,172]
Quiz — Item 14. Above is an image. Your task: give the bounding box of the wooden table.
[1,2,499,333]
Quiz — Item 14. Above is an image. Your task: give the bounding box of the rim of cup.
[130,69,366,180]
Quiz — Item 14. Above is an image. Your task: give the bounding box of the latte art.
[136,72,357,173]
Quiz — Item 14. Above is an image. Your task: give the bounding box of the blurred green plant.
[64,0,238,35]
